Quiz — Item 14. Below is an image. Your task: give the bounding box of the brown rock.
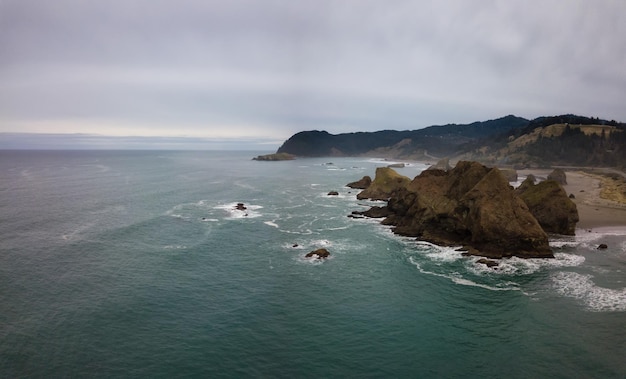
[356,167,411,200]
[516,180,579,235]
[548,168,567,185]
[327,191,339,196]
[346,176,372,189]
[356,161,553,259]
[427,158,452,171]
[598,244,608,249]
[305,248,330,259]
[499,168,518,182]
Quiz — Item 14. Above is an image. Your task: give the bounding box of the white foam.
[408,257,521,292]
[415,242,464,263]
[214,202,263,219]
[552,271,626,312]
[264,221,279,228]
[467,253,585,276]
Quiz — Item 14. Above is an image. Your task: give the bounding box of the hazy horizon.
[1,1,625,147]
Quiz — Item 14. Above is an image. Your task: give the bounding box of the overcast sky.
[1,0,625,148]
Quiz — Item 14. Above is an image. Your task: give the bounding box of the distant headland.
[268,114,626,169]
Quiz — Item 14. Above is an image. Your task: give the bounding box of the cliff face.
[358,161,554,258]
[516,179,579,235]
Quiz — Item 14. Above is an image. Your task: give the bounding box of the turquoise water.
[1,150,625,378]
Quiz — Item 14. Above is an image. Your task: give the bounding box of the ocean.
[1,150,625,378]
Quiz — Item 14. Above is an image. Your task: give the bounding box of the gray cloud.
[1,0,625,145]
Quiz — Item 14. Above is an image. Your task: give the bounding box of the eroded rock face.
[356,167,411,200]
[346,176,372,189]
[499,168,518,183]
[354,161,554,259]
[516,180,579,235]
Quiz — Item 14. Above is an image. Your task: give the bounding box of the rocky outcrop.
[428,158,451,171]
[355,161,554,259]
[305,248,330,259]
[547,168,567,185]
[253,153,296,161]
[327,191,339,196]
[499,168,518,182]
[350,206,391,218]
[346,176,372,189]
[356,167,411,200]
[516,180,579,235]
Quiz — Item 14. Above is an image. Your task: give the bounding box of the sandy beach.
[518,168,626,230]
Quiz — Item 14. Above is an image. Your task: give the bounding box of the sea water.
[0,150,625,378]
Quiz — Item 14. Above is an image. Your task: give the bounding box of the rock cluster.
[353,161,565,259]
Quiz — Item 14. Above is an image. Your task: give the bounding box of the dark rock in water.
[351,206,391,218]
[347,175,372,189]
[387,163,405,168]
[569,193,575,199]
[354,161,553,259]
[253,153,296,161]
[548,168,567,185]
[356,167,411,200]
[476,258,499,268]
[598,244,608,249]
[347,214,364,219]
[516,180,579,235]
[235,203,247,211]
[292,244,299,248]
[305,248,330,259]
[327,191,339,196]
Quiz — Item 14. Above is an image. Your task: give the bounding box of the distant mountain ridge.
[276,114,626,168]
[276,115,529,158]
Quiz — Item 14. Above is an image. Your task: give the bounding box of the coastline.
[370,157,626,232]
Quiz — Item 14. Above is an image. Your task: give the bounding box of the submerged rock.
[305,248,330,259]
[235,203,247,211]
[476,258,499,268]
[327,191,339,196]
[253,153,296,161]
